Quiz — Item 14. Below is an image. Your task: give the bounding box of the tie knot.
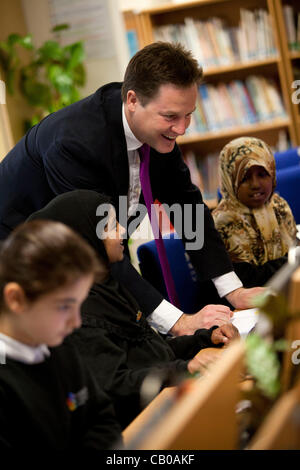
[138,143,150,162]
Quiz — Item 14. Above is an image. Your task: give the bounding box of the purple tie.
[139,143,180,308]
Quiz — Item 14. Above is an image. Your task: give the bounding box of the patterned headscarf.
[213,137,297,265]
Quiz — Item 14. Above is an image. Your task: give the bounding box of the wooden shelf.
[273,0,300,145]
[203,56,279,77]
[141,0,231,15]
[177,117,291,145]
[289,50,300,60]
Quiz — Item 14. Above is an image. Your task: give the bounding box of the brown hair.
[0,220,107,310]
[121,41,203,105]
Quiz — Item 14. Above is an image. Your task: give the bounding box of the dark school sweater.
[0,342,122,450]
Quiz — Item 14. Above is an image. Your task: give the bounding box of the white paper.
[231,308,259,338]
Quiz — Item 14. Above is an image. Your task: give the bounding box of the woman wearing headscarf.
[28,189,239,428]
[213,136,297,287]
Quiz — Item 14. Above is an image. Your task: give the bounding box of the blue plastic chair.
[137,232,201,313]
[275,165,300,224]
[274,147,300,171]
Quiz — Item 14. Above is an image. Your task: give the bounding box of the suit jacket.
[0,82,232,313]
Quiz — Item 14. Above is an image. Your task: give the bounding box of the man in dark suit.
[0,42,263,335]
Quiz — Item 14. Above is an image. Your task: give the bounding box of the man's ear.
[3,283,28,314]
[126,90,138,111]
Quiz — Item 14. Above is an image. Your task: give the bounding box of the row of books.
[283,5,300,51]
[183,130,290,201]
[153,9,277,68]
[184,150,220,201]
[186,76,287,135]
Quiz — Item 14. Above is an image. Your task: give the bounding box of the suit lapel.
[104,86,129,197]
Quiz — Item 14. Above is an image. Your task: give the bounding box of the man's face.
[125,83,197,154]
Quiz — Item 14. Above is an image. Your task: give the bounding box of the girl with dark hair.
[0,220,122,449]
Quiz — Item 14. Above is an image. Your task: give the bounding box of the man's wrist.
[225,287,243,304]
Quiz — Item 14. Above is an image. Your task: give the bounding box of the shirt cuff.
[147,299,183,335]
[212,271,243,298]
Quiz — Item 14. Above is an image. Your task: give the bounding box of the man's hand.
[226,286,266,310]
[211,323,240,345]
[170,304,233,336]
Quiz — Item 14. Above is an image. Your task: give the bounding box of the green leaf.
[7,33,23,47]
[65,42,85,70]
[72,63,86,86]
[18,35,34,50]
[0,41,10,54]
[52,23,70,33]
[38,40,64,61]
[49,67,73,92]
[47,64,64,82]
[22,79,52,107]
[245,333,281,400]
[6,68,15,94]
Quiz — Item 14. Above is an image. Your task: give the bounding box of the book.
[245,76,271,121]
[183,150,204,192]
[283,5,297,50]
[126,30,139,58]
[217,82,238,128]
[184,17,205,66]
[231,80,257,124]
[198,83,219,131]
[227,80,249,125]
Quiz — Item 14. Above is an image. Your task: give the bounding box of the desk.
[123,340,245,450]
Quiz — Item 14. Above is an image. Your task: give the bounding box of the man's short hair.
[121,41,203,105]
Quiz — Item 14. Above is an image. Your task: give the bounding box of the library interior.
[1,0,300,452]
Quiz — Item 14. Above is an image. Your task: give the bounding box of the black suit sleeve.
[233,256,288,287]
[110,255,164,315]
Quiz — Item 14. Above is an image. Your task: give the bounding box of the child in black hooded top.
[28,190,239,429]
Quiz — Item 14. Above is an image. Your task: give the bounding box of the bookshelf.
[123,0,300,204]
[273,0,300,145]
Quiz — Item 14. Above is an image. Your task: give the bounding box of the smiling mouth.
[162,134,177,141]
[250,192,265,199]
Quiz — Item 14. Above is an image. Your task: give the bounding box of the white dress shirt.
[0,332,50,364]
[122,105,242,334]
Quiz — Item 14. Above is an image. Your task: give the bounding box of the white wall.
[22,0,130,97]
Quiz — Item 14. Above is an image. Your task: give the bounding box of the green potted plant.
[0,24,86,130]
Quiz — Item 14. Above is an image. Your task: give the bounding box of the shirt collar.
[0,332,50,364]
[122,104,143,151]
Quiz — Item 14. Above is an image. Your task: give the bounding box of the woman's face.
[102,211,126,263]
[237,165,273,209]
